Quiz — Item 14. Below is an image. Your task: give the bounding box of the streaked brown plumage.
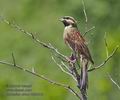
[60,16,94,91]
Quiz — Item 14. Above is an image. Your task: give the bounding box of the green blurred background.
[0,0,120,100]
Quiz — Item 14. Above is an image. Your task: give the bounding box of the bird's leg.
[66,53,77,75]
[69,52,81,70]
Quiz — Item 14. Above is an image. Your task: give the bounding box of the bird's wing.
[65,31,94,64]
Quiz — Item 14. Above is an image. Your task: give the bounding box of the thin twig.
[0,60,81,99]
[11,52,16,66]
[52,57,68,74]
[88,45,119,72]
[61,61,72,73]
[108,73,120,90]
[32,67,35,73]
[83,26,95,36]
[104,32,109,57]
[82,0,88,23]
[52,56,77,81]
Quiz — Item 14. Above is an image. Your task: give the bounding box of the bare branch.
[108,73,120,90]
[82,0,88,23]
[88,45,119,72]
[61,61,71,72]
[83,26,95,36]
[104,32,109,57]
[51,56,77,81]
[52,56,69,74]
[0,59,81,99]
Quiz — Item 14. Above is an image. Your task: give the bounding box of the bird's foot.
[66,57,76,64]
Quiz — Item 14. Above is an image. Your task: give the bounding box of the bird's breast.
[63,26,73,39]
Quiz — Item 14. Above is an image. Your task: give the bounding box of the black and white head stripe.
[60,16,77,27]
[62,16,77,23]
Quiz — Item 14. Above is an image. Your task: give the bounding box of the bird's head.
[59,16,77,27]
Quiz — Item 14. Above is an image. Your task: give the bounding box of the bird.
[60,16,94,91]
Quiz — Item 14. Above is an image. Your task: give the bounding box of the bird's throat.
[64,25,72,30]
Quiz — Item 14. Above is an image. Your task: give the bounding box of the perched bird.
[60,16,94,91]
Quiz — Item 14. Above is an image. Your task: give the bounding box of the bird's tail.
[80,61,88,91]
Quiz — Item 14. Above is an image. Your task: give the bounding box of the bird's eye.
[66,17,69,19]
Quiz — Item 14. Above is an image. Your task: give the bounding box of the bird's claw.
[66,57,76,64]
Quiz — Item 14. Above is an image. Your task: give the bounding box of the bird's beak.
[59,18,64,22]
